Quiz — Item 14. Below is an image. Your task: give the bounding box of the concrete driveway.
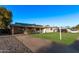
[15,34,52,52]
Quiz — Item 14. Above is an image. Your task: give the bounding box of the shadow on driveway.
[36,40,79,53]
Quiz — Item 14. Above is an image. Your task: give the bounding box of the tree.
[75,24,79,30]
[0,7,12,29]
[71,24,79,30]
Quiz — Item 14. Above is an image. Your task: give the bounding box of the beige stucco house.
[10,23,58,34]
[42,26,58,33]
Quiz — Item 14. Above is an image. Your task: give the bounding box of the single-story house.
[10,23,58,34]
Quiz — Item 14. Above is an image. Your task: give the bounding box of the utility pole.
[59,27,62,40]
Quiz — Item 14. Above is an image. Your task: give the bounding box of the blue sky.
[1,5,79,27]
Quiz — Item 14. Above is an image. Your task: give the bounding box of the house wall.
[24,27,43,34]
[11,26,44,34]
[42,27,58,33]
[13,26,25,34]
[11,26,58,34]
[53,28,58,32]
[42,28,54,33]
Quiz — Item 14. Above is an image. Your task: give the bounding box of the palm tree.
[0,7,12,29]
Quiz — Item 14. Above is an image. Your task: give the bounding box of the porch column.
[24,27,28,34]
[12,26,14,35]
[34,28,36,32]
[40,28,42,33]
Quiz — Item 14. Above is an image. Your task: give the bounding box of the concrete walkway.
[15,34,52,52]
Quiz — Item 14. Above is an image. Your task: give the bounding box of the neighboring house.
[10,23,58,34]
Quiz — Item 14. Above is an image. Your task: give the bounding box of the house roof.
[11,22,59,28]
[11,23,44,28]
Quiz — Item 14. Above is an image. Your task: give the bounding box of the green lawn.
[31,32,79,45]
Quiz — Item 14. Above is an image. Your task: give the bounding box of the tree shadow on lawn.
[36,40,79,53]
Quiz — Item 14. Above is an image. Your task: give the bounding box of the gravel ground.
[0,35,32,53]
